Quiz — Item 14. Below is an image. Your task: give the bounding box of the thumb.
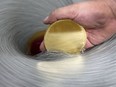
[40,41,46,52]
[43,4,79,24]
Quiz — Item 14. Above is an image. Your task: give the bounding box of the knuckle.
[51,9,59,16]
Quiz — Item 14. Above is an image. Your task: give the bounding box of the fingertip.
[43,16,49,24]
[43,16,57,24]
[40,41,46,52]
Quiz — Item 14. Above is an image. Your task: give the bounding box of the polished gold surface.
[44,19,87,54]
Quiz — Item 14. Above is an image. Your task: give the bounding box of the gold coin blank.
[44,19,87,54]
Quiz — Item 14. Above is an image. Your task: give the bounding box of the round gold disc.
[44,19,87,54]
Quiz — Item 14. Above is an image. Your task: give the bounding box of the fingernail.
[40,41,46,52]
[44,16,49,23]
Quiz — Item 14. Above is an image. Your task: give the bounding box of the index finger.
[43,4,79,24]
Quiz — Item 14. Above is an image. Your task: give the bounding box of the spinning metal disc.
[0,0,116,87]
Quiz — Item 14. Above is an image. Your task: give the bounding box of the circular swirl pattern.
[0,0,116,87]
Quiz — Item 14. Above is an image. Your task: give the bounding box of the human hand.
[40,0,116,51]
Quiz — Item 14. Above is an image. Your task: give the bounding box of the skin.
[40,0,116,51]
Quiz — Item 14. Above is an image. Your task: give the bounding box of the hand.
[40,0,116,51]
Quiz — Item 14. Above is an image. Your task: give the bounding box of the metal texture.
[0,0,116,87]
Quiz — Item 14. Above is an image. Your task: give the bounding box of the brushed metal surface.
[0,0,116,87]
